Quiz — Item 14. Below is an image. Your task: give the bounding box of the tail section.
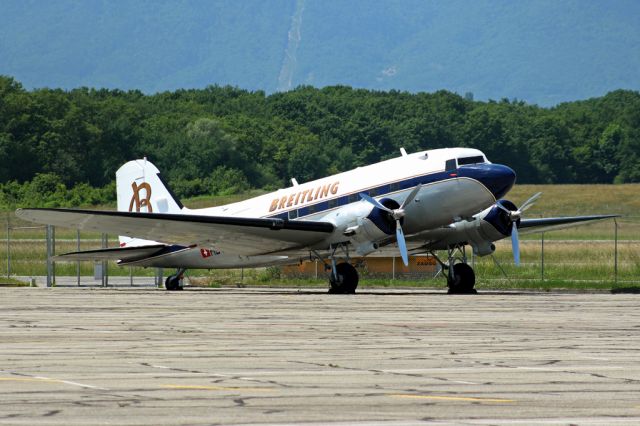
[116,158,185,247]
[116,158,184,214]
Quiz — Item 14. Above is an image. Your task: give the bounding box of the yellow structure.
[282,256,440,279]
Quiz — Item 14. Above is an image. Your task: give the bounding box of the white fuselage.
[121,148,511,269]
[191,147,493,221]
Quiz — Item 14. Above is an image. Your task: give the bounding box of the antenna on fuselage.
[291,178,299,186]
[400,147,408,157]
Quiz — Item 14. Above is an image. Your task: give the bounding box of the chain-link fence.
[1,218,164,287]
[1,215,638,287]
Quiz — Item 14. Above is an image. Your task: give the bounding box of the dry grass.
[0,184,638,286]
[476,240,640,281]
[507,184,640,216]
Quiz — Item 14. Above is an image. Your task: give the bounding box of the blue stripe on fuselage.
[267,163,515,220]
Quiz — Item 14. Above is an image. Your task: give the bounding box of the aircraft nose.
[457,163,516,199]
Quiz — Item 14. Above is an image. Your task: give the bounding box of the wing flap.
[16,208,335,256]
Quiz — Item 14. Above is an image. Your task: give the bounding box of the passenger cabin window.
[457,156,485,166]
[445,159,457,171]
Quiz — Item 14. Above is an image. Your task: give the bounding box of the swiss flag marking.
[200,248,213,258]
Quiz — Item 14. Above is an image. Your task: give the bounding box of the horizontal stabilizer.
[53,244,167,261]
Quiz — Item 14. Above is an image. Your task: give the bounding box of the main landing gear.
[328,262,359,294]
[315,245,359,294]
[432,245,477,294]
[165,268,186,291]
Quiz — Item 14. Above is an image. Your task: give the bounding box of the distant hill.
[1,0,639,106]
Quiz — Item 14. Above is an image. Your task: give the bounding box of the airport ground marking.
[389,393,515,403]
[161,384,273,392]
[0,376,107,390]
[0,377,54,383]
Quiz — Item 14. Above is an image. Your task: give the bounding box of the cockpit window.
[445,159,457,171]
[457,156,485,166]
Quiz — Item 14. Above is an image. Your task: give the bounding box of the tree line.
[0,75,638,208]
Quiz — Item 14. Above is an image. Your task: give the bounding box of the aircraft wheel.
[447,263,477,294]
[165,274,183,291]
[329,263,359,294]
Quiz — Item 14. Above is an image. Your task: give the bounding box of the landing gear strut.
[432,245,477,294]
[329,262,359,294]
[314,245,359,294]
[165,268,186,291]
[448,262,476,294]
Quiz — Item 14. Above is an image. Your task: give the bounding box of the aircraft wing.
[15,208,335,256]
[394,213,620,254]
[517,214,620,234]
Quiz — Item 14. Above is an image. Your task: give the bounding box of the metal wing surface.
[518,214,620,234]
[15,208,334,256]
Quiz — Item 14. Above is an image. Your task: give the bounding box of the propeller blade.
[520,203,535,213]
[520,192,542,212]
[400,184,422,209]
[396,220,409,266]
[359,192,393,213]
[511,221,520,266]
[495,201,512,215]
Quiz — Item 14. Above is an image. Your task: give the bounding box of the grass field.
[1,184,638,290]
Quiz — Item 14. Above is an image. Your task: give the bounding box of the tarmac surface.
[1,286,639,425]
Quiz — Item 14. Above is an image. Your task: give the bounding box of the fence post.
[392,256,395,280]
[46,225,53,287]
[52,226,56,285]
[156,268,164,288]
[76,229,81,286]
[614,218,618,285]
[101,233,108,287]
[541,232,545,281]
[6,220,10,279]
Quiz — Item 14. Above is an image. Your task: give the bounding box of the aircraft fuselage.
[118,147,516,268]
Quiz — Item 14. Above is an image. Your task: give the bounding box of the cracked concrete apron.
[0,288,639,425]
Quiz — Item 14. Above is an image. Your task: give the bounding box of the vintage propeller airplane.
[16,147,616,293]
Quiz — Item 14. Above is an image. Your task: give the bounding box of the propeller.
[359,185,422,266]
[494,192,542,266]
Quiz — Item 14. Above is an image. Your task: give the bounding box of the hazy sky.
[1,0,638,105]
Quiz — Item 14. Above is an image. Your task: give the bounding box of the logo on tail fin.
[129,182,153,212]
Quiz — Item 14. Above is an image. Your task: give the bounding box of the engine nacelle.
[447,200,519,256]
[449,218,498,256]
[321,200,395,255]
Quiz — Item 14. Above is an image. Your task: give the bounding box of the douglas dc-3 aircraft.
[16,147,616,293]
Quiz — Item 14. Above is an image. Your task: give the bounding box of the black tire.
[447,263,477,294]
[329,263,359,294]
[165,275,183,291]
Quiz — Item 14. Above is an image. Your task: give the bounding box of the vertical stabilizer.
[115,159,184,246]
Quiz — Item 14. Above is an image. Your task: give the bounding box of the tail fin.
[115,158,184,247]
[116,158,183,214]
